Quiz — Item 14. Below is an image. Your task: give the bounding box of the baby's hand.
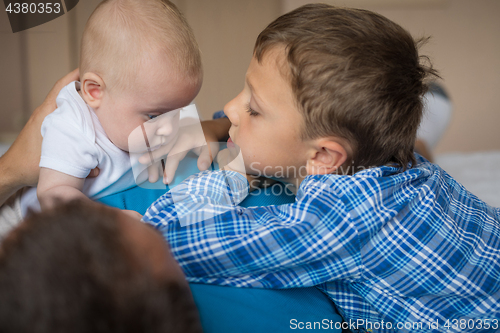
[138,122,218,184]
[87,167,100,178]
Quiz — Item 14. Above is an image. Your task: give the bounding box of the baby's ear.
[306,138,349,175]
[80,72,105,109]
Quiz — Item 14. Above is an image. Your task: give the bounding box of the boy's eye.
[148,114,159,120]
[246,106,259,117]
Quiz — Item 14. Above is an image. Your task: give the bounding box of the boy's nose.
[223,95,240,126]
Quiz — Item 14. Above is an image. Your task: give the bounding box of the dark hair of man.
[254,4,440,172]
[0,201,201,333]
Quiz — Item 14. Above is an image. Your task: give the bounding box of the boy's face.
[95,63,200,152]
[223,47,312,182]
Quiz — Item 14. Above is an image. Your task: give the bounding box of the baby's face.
[127,108,181,154]
[95,68,200,153]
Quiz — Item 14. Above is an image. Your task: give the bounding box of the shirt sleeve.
[40,105,99,179]
[142,170,362,288]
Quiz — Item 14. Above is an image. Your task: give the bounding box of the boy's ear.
[80,72,105,109]
[306,138,349,175]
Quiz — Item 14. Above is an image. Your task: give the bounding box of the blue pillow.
[190,283,342,333]
[98,154,342,333]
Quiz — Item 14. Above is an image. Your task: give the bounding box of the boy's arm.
[143,170,361,288]
[37,167,87,209]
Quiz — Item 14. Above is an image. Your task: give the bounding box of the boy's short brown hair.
[80,0,202,92]
[254,4,438,172]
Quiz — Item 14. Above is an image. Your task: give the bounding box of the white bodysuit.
[20,81,136,216]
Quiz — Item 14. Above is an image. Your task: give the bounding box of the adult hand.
[0,69,80,206]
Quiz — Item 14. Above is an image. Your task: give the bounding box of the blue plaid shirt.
[143,157,500,333]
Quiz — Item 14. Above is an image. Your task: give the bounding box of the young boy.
[9,0,202,221]
[142,4,500,332]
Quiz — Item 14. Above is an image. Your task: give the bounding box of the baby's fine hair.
[254,4,439,172]
[80,0,202,92]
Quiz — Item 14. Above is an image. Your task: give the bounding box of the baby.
[26,0,202,216]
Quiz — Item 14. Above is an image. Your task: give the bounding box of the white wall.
[283,0,500,153]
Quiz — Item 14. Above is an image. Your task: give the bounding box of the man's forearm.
[0,69,80,207]
[0,151,24,206]
[0,115,44,206]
